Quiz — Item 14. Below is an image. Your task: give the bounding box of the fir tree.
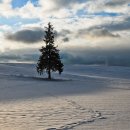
[37,22,64,79]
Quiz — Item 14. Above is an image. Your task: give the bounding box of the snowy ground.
[0,63,130,130]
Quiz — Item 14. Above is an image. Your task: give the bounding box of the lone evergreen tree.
[37,22,64,79]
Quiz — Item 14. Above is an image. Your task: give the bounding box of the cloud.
[100,16,130,31]
[34,0,87,18]
[0,0,130,67]
[56,29,71,38]
[60,29,71,36]
[39,0,86,10]
[0,0,14,17]
[54,29,71,43]
[78,28,120,38]
[62,37,69,42]
[86,0,130,14]
[0,0,129,19]
[0,48,39,63]
[61,48,130,66]
[105,0,130,7]
[0,25,12,32]
[84,16,130,34]
[6,27,45,43]
[0,53,39,63]
[2,46,130,67]
[5,26,71,44]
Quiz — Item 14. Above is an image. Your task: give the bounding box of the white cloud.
[14,1,40,18]
[85,0,130,14]
[0,0,15,17]
[0,25,12,32]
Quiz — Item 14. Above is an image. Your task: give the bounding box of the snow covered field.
[0,63,130,130]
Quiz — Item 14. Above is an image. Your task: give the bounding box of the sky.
[0,0,130,66]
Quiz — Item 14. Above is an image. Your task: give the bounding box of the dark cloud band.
[6,28,71,44]
[1,48,130,66]
[6,28,45,43]
[78,28,120,38]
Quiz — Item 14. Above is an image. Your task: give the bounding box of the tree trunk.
[48,69,51,79]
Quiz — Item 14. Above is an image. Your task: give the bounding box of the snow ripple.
[45,98,105,130]
[0,96,105,130]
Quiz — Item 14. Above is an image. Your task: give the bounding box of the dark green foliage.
[37,23,64,79]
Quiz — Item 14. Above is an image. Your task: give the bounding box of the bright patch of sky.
[76,9,87,16]
[0,16,40,26]
[93,12,122,17]
[12,0,38,8]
